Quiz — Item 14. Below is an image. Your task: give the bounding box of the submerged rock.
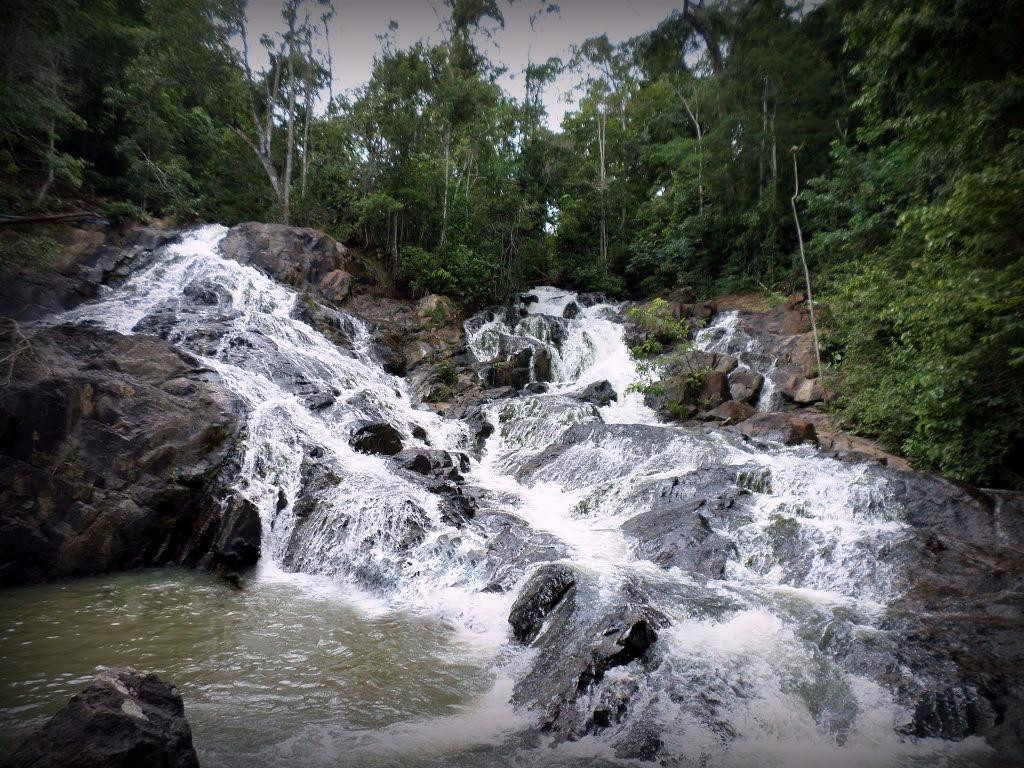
[2,668,199,768]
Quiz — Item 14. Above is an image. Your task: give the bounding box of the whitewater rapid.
[50,227,994,767]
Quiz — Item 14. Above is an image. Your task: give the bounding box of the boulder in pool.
[2,668,199,768]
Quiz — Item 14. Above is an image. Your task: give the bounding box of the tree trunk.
[789,148,823,379]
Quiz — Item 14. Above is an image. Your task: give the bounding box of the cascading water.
[696,310,782,411]
[5,228,1001,767]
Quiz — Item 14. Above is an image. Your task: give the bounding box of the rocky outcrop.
[0,225,180,321]
[0,324,243,586]
[781,374,825,404]
[219,222,352,303]
[1,668,199,768]
[728,368,763,404]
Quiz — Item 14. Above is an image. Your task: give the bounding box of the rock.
[350,422,403,456]
[509,563,578,643]
[0,324,243,586]
[520,292,539,306]
[533,347,553,382]
[317,268,352,302]
[0,225,179,321]
[621,499,736,578]
[735,412,817,445]
[702,400,754,426]
[219,222,349,304]
[700,371,731,409]
[206,494,261,572]
[395,448,464,480]
[2,668,198,768]
[728,368,764,404]
[575,380,618,407]
[562,301,580,319]
[781,374,824,404]
[417,294,455,322]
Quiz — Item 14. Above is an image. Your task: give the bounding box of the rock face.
[2,668,199,768]
[219,222,351,304]
[0,324,243,586]
[0,226,181,321]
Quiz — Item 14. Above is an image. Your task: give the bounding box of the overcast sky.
[244,0,682,128]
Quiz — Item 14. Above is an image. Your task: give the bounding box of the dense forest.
[1,0,1022,486]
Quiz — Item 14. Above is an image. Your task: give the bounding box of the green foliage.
[627,298,690,343]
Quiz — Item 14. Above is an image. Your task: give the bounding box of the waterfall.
[50,228,996,767]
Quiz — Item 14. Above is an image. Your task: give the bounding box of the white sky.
[244,0,682,129]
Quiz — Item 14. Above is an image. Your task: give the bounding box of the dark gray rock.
[622,499,737,578]
[562,301,580,319]
[728,368,764,404]
[0,324,243,586]
[575,380,618,407]
[509,563,578,643]
[351,422,403,456]
[0,227,179,321]
[1,668,198,768]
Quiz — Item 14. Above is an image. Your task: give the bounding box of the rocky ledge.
[1,668,199,768]
[0,323,249,586]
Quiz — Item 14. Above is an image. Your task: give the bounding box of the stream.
[0,226,1003,767]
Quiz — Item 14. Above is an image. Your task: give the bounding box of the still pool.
[0,568,542,767]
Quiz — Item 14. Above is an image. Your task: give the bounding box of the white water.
[48,228,992,767]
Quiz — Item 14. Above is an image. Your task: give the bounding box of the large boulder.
[1,668,199,768]
[728,368,764,404]
[621,498,737,578]
[735,412,817,445]
[0,324,243,586]
[702,399,754,426]
[781,374,825,405]
[219,222,351,304]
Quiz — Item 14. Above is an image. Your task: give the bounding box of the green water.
[0,569,509,767]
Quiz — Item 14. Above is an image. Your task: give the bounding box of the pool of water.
[0,568,521,767]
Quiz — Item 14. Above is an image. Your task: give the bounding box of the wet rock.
[478,511,569,591]
[622,499,736,578]
[2,667,198,768]
[514,578,667,744]
[728,368,764,404]
[220,222,350,304]
[395,448,466,480]
[206,494,261,572]
[291,292,360,352]
[533,347,553,382]
[702,400,754,425]
[520,292,539,306]
[575,380,618,407]
[351,422,404,456]
[0,324,242,586]
[509,563,578,643]
[735,412,817,445]
[562,301,580,319]
[781,374,824,404]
